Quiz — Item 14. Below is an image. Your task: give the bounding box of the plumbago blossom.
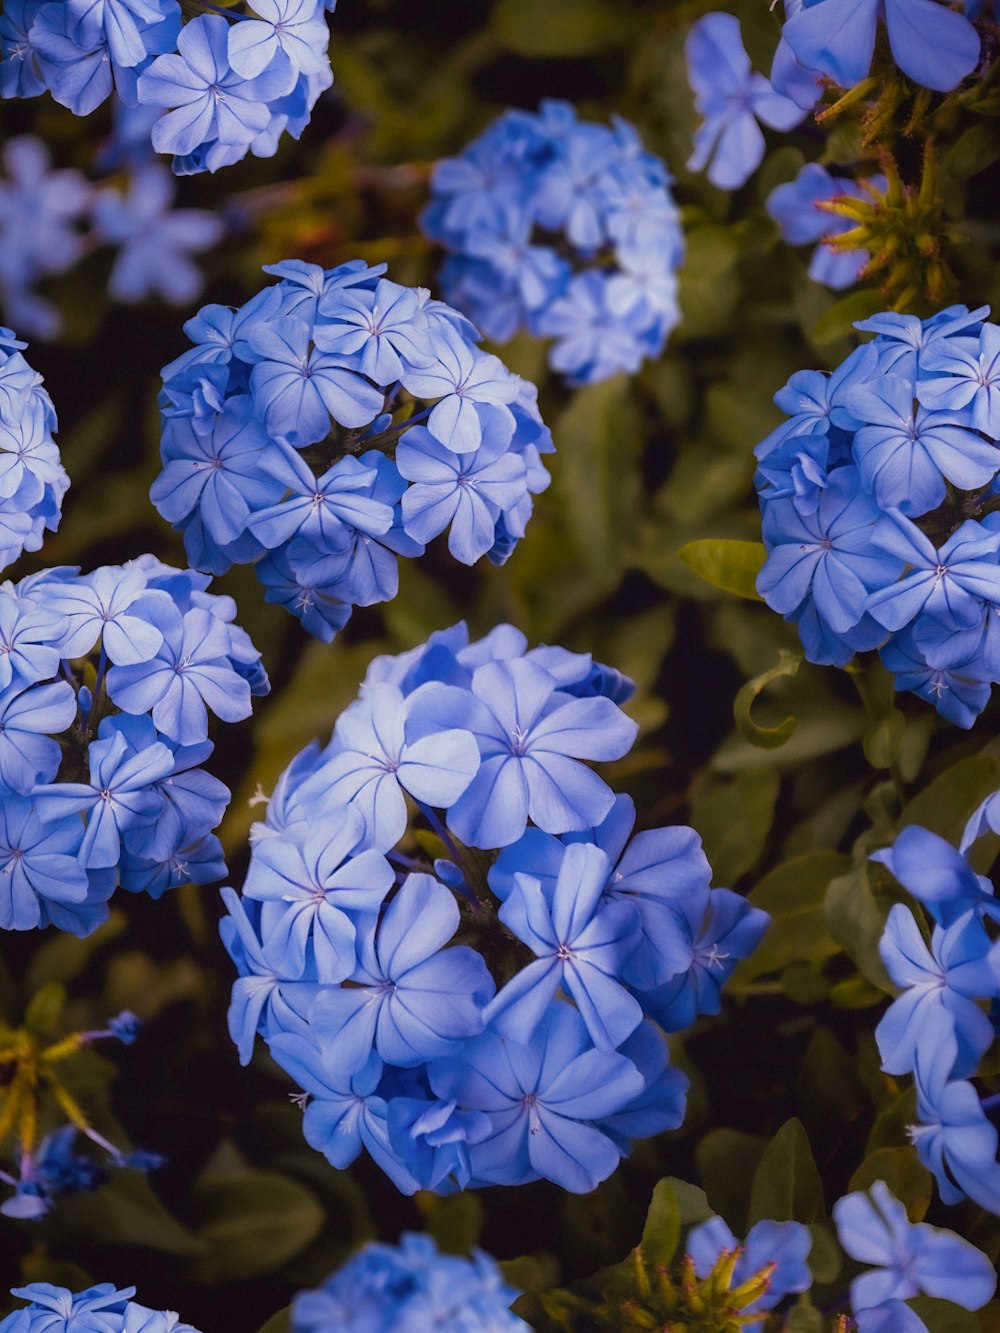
[0,555,268,936]
[870,800,1000,1217]
[151,261,552,641]
[0,135,224,337]
[777,0,982,97]
[291,1233,528,1332]
[685,13,807,192]
[833,1181,996,1330]
[0,2,334,175]
[0,328,67,571]
[755,305,1000,727]
[0,1283,201,1332]
[221,622,769,1195]
[421,100,684,385]
[767,163,889,291]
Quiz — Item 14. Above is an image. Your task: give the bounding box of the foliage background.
[2,0,1000,1327]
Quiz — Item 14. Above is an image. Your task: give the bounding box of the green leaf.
[948,122,1000,179]
[551,375,640,591]
[26,914,126,994]
[824,859,894,992]
[898,755,1000,846]
[905,1298,979,1333]
[811,288,885,345]
[691,768,780,886]
[255,1310,292,1333]
[733,649,803,749]
[639,1179,681,1267]
[863,707,906,771]
[53,1171,207,1257]
[848,1147,934,1221]
[747,1118,825,1227]
[190,1169,325,1283]
[677,539,766,601]
[677,226,742,339]
[695,1130,767,1234]
[806,1223,842,1285]
[785,1305,824,1333]
[24,983,66,1037]
[492,0,624,56]
[419,1191,484,1255]
[738,851,849,980]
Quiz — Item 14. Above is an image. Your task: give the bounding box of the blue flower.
[866,514,1000,633]
[686,12,805,191]
[397,419,529,565]
[833,1179,997,1310]
[875,903,997,1077]
[767,164,886,290]
[428,1002,643,1193]
[92,163,223,304]
[487,841,643,1051]
[227,0,329,87]
[637,888,770,1032]
[241,805,394,982]
[304,682,480,851]
[265,1033,419,1193]
[910,1030,1000,1212]
[758,468,903,639]
[246,315,385,444]
[783,0,981,92]
[687,1215,812,1312]
[846,373,999,515]
[32,723,174,868]
[421,657,638,848]
[0,680,76,793]
[0,793,88,930]
[137,14,291,162]
[309,873,495,1071]
[106,601,252,744]
[919,323,1000,437]
[872,824,1000,927]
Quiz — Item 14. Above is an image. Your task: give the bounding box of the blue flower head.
[0,1283,202,1331]
[756,307,1000,723]
[224,622,763,1196]
[2,2,333,174]
[153,263,552,640]
[423,101,684,385]
[0,329,66,568]
[0,557,267,938]
[291,1233,529,1332]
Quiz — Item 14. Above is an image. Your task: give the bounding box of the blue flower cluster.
[685,13,808,192]
[291,1232,528,1332]
[872,805,1000,1216]
[421,101,684,385]
[0,1282,200,1332]
[767,163,889,291]
[0,135,224,338]
[755,305,1000,727]
[222,622,768,1195]
[0,327,66,571]
[0,2,334,175]
[833,1181,996,1331]
[777,0,983,97]
[0,556,268,936]
[152,263,552,641]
